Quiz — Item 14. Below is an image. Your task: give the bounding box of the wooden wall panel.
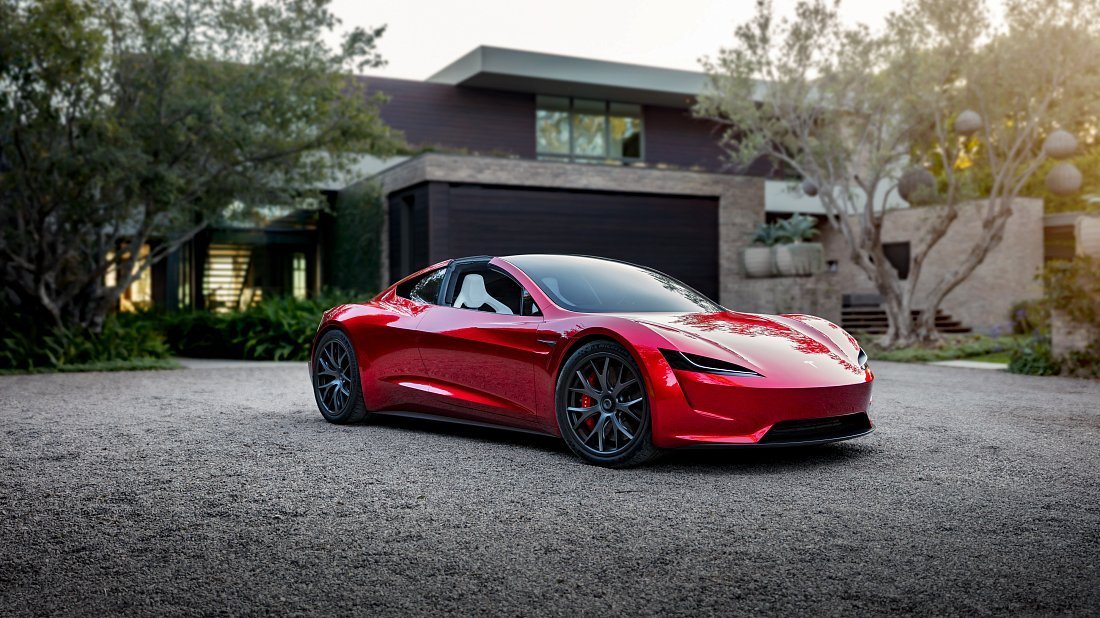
[363,77,536,158]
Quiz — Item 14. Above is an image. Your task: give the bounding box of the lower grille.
[759,412,872,444]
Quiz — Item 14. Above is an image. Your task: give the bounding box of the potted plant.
[743,223,777,278]
[773,214,824,276]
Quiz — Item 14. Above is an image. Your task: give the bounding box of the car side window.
[395,267,445,304]
[451,267,540,316]
[521,289,541,317]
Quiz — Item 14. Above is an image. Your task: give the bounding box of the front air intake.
[759,412,873,444]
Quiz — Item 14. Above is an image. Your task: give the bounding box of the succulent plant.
[774,213,820,244]
[751,222,780,246]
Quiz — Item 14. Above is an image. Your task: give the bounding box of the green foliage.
[156,292,356,361]
[774,213,820,243]
[752,214,819,246]
[1036,254,1100,377]
[325,182,385,294]
[0,311,171,371]
[1010,299,1051,336]
[1041,256,1100,330]
[0,358,181,376]
[1007,336,1061,376]
[0,0,398,331]
[751,223,780,246]
[863,334,1021,363]
[230,296,333,361]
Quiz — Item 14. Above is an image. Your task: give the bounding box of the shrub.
[154,291,360,362]
[0,311,170,371]
[231,296,332,361]
[1009,299,1050,336]
[155,310,241,359]
[1038,255,1100,377]
[1008,336,1060,376]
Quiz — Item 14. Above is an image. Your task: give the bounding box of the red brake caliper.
[580,372,598,431]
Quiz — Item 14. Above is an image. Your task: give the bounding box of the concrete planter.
[743,246,775,278]
[774,242,824,276]
[1076,215,1100,257]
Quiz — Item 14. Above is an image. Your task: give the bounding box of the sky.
[328,0,911,80]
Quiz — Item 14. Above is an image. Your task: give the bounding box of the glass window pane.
[536,96,570,154]
[572,99,606,158]
[507,255,721,313]
[537,95,570,111]
[536,110,570,154]
[609,103,642,159]
[292,252,307,299]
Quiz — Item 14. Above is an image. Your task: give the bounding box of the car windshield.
[505,255,722,314]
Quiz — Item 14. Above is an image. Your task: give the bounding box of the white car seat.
[453,274,513,314]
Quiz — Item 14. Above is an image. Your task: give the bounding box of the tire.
[312,329,370,424]
[555,341,660,468]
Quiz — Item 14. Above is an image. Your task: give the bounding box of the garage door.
[443,184,719,301]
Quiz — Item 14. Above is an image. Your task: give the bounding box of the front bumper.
[649,369,874,449]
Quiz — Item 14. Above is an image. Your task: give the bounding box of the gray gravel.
[2,361,1099,616]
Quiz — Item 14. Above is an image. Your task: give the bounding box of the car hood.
[631,311,869,387]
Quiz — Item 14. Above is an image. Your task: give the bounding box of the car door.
[415,263,545,422]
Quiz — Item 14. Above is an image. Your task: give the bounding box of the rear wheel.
[555,341,660,468]
[312,329,370,424]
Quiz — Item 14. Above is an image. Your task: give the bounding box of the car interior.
[396,262,541,316]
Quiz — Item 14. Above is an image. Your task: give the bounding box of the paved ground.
[1,361,1098,616]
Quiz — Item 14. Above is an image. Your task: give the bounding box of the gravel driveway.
[2,361,1098,616]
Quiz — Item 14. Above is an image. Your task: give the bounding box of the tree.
[0,0,398,331]
[696,0,1100,347]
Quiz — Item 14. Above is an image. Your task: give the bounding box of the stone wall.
[728,276,842,323]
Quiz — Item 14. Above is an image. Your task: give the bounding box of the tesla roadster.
[310,254,873,467]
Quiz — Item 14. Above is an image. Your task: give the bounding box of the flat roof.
[427,46,713,108]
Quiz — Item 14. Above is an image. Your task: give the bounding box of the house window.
[203,244,260,312]
[536,96,643,163]
[105,244,153,312]
[882,242,911,279]
[292,252,307,299]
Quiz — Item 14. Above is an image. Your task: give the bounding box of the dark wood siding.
[644,104,779,175]
[388,183,431,282]
[643,104,728,171]
[363,77,536,158]
[434,183,719,300]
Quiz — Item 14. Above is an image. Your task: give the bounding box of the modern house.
[130,46,1078,333]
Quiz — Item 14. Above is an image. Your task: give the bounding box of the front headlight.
[660,349,764,378]
[857,348,869,368]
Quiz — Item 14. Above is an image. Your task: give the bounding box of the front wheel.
[555,341,660,468]
[312,329,370,424]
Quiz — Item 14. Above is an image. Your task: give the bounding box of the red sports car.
[310,254,873,467]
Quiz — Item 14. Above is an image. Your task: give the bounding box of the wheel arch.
[553,331,635,382]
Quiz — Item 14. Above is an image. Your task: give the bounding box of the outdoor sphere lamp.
[1042,130,1081,196]
[898,167,937,205]
[1043,129,1078,160]
[1046,161,1083,196]
[801,178,819,197]
[954,110,983,136]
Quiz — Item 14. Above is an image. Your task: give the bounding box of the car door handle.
[536,338,558,347]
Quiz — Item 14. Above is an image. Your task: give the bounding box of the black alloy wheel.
[556,341,659,467]
[312,330,369,424]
